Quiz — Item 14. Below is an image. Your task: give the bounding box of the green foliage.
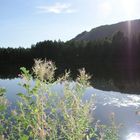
[96,113,121,140]
[0,88,8,138]
[0,60,120,140]
[0,88,7,112]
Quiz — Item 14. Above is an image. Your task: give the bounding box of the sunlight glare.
[127,133,140,140]
[98,1,111,17]
[122,0,135,19]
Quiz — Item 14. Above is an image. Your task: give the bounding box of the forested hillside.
[0,31,140,80]
[72,19,140,41]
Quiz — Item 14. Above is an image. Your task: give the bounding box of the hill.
[72,19,140,41]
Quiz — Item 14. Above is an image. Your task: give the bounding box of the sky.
[0,0,140,48]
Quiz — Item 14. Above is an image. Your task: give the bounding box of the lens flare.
[122,0,135,19]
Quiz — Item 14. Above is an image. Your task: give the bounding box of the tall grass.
[0,59,119,140]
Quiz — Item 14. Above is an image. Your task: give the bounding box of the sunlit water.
[0,78,140,140]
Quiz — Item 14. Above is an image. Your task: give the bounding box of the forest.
[1,31,140,80]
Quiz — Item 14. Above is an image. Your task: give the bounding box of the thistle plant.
[32,59,56,82]
[96,113,121,140]
[0,88,7,140]
[0,59,120,140]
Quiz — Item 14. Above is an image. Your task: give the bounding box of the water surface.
[0,78,140,140]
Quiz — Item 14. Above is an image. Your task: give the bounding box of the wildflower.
[11,109,17,116]
[32,59,56,81]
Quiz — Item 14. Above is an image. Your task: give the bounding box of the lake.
[0,78,140,140]
[1,63,140,94]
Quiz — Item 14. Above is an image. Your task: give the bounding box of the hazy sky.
[0,0,140,48]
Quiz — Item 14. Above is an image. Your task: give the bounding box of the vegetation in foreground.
[0,60,119,140]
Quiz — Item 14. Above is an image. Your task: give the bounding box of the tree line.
[1,31,140,80]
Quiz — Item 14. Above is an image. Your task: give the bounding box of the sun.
[122,0,135,19]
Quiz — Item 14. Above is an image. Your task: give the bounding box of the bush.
[0,59,119,140]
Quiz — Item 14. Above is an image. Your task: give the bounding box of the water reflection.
[0,64,140,94]
[0,78,140,140]
[126,133,140,140]
[85,87,140,108]
[84,87,140,140]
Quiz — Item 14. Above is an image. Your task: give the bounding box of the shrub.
[0,59,119,140]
